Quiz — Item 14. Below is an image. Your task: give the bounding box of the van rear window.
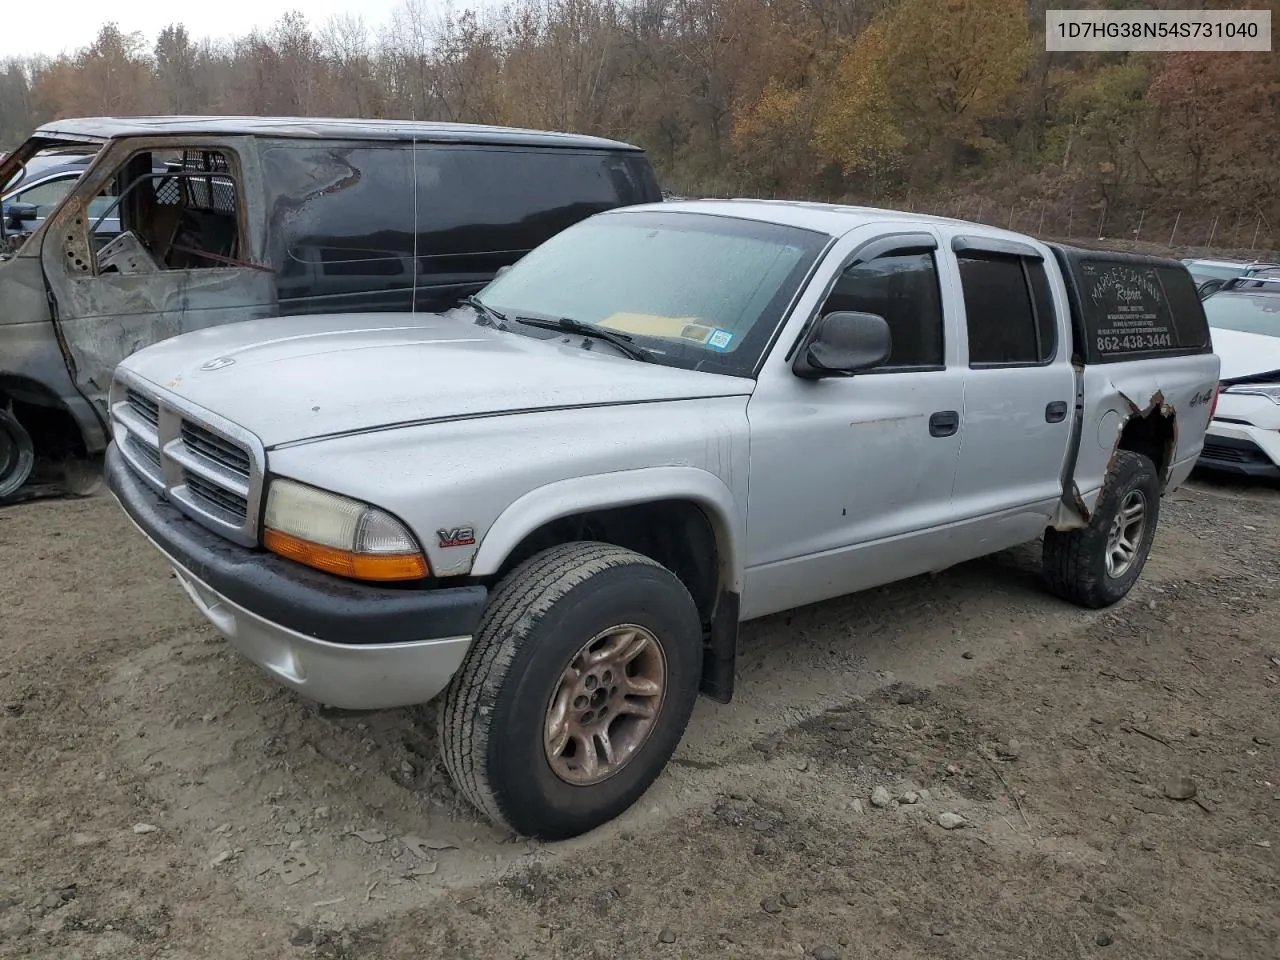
[1075,259,1210,363]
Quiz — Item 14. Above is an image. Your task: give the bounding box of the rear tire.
[438,542,702,840]
[1042,450,1160,608]
[0,409,35,503]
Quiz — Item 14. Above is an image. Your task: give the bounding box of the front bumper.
[105,444,488,709]
[1198,421,1280,479]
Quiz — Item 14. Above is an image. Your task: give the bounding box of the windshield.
[1187,261,1246,281]
[1204,293,1280,337]
[475,210,830,376]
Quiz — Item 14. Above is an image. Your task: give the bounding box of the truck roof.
[636,200,1189,269]
[31,116,643,152]
[639,198,1044,242]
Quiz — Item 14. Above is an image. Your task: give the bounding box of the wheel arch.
[470,467,743,591]
[1115,404,1177,488]
[0,372,104,457]
[468,467,744,703]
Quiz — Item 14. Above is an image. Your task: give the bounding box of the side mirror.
[792,311,892,379]
[4,201,38,232]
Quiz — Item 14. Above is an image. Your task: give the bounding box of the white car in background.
[1199,276,1280,477]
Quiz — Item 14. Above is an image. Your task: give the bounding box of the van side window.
[74,148,244,276]
[959,253,1056,366]
[820,250,944,369]
[262,142,656,313]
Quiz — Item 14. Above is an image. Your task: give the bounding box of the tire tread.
[439,542,674,832]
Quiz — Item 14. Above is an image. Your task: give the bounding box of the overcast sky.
[4,1,440,59]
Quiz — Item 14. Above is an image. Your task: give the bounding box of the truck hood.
[1212,327,1280,381]
[122,311,754,448]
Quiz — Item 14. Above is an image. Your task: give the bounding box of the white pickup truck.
[104,200,1220,839]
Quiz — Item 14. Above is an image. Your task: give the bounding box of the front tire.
[439,542,702,840]
[1042,450,1160,608]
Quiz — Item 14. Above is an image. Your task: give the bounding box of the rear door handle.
[1045,401,1068,423]
[928,410,960,438]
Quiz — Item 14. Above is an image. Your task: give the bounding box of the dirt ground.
[1,474,1278,960]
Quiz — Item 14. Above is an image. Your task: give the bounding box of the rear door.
[39,137,276,423]
[947,236,1076,545]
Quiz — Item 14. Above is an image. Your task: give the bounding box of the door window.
[15,176,76,216]
[819,250,945,369]
[958,253,1057,366]
[69,147,245,276]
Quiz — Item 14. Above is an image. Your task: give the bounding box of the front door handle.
[1045,401,1068,423]
[929,410,960,438]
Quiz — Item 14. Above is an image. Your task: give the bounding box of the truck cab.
[0,116,661,501]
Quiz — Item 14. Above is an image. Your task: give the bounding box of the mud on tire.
[1042,450,1160,609]
[438,541,703,840]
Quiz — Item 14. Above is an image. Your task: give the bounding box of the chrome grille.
[126,389,159,428]
[181,422,251,477]
[127,435,163,475]
[109,374,264,547]
[184,470,250,525]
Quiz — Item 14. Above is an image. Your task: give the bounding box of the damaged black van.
[0,117,662,500]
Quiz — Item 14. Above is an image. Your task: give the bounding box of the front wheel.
[0,409,35,503]
[1042,450,1160,608]
[438,542,703,840]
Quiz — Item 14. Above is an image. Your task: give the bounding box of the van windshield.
[475,210,829,377]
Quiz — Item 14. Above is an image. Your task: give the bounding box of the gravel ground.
[1,473,1277,959]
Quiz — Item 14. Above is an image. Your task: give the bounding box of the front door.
[38,137,277,424]
[743,234,967,619]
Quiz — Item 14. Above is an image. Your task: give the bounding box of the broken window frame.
[57,143,254,279]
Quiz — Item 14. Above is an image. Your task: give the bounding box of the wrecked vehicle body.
[104,201,1219,840]
[0,116,661,501]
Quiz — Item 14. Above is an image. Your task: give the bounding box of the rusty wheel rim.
[543,624,668,786]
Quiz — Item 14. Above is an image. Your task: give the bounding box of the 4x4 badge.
[437,526,476,548]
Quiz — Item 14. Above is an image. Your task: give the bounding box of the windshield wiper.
[463,295,510,331]
[513,315,655,362]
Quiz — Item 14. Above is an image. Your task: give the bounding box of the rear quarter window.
[1074,259,1211,363]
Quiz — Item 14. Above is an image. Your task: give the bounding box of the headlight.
[263,479,429,582]
[1222,383,1280,404]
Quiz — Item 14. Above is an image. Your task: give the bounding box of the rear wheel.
[1042,450,1160,608]
[438,542,702,840]
[0,409,35,503]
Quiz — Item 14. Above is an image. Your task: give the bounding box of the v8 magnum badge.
[437,526,476,548]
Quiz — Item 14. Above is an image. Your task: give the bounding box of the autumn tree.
[1055,59,1155,208]
[878,0,1033,173]
[1150,50,1280,204]
[153,25,206,115]
[34,23,153,118]
[812,24,906,186]
[1,0,1274,244]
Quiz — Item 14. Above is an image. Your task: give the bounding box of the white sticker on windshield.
[707,329,734,351]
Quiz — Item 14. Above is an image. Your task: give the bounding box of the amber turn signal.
[264,528,429,582]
